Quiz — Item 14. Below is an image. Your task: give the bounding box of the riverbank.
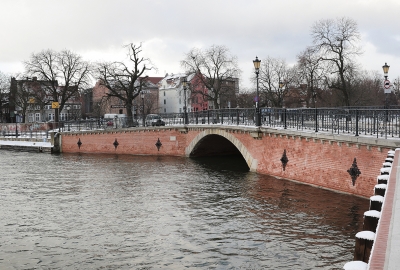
[0,139,53,152]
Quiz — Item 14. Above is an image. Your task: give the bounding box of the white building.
[158,73,192,114]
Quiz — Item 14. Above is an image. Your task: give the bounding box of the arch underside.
[186,129,258,172]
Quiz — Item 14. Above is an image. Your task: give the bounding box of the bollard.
[354,231,375,263]
[369,195,384,212]
[343,261,368,270]
[379,167,391,175]
[362,210,381,233]
[377,175,389,185]
[385,157,394,163]
[382,162,392,168]
[374,184,387,197]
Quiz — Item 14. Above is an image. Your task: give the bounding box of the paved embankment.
[0,140,53,152]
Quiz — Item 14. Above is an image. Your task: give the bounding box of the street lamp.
[382,63,390,138]
[279,81,284,107]
[279,81,288,129]
[141,92,145,127]
[14,110,18,138]
[383,62,390,80]
[253,56,261,127]
[182,77,189,125]
[66,105,71,131]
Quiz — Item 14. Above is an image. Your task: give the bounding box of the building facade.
[9,77,81,123]
[91,77,163,118]
[158,73,190,114]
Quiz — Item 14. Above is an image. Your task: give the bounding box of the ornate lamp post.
[66,105,71,131]
[141,92,145,127]
[383,62,390,108]
[382,63,390,138]
[14,110,18,138]
[253,56,261,127]
[279,81,288,129]
[279,81,284,107]
[182,77,188,125]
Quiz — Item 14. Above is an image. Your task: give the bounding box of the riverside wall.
[59,126,396,198]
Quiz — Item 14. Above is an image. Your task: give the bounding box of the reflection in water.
[0,151,367,269]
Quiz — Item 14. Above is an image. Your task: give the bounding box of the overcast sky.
[1,0,399,89]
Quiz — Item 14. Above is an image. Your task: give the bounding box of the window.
[35,113,40,122]
[28,113,34,123]
[48,113,54,121]
[179,98,181,104]
[73,105,81,109]
[35,105,40,110]
[45,105,51,110]
[179,108,182,113]
[164,108,166,113]
[163,91,165,96]
[164,99,166,104]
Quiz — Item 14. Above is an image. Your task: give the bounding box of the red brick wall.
[61,128,389,198]
[237,133,386,198]
[61,129,194,156]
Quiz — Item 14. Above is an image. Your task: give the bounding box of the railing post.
[315,108,318,132]
[207,110,210,124]
[236,109,239,125]
[355,109,359,136]
[268,110,271,126]
[301,110,304,129]
[284,108,287,129]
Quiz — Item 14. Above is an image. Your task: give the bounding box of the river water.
[0,151,368,269]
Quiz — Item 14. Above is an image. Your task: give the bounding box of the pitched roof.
[146,77,164,84]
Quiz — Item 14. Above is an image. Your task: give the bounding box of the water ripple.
[0,152,367,269]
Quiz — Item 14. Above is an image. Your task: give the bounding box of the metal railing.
[1,107,399,140]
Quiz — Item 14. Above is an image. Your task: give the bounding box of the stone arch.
[185,129,258,172]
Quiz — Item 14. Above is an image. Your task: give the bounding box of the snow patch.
[364,210,381,219]
[377,175,389,181]
[0,140,52,147]
[370,195,384,202]
[343,260,368,270]
[375,184,387,190]
[356,231,376,241]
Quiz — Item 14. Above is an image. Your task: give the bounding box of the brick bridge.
[58,125,399,198]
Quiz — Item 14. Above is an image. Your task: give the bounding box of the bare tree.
[96,43,154,126]
[296,47,326,107]
[236,88,255,108]
[181,45,240,110]
[343,69,392,107]
[258,56,295,107]
[0,71,10,122]
[24,49,92,123]
[143,91,159,114]
[393,77,400,97]
[311,17,362,106]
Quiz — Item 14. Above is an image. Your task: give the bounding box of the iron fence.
[160,107,400,139]
[1,107,400,139]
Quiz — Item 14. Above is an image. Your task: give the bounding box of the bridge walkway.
[369,149,400,269]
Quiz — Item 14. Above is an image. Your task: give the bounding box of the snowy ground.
[0,140,52,148]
